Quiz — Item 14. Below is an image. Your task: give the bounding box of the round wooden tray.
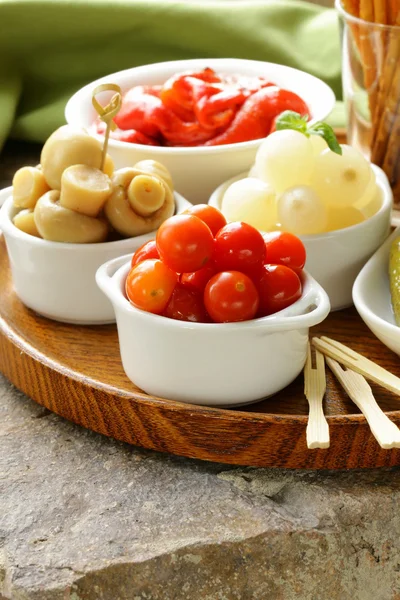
[2,237,400,469]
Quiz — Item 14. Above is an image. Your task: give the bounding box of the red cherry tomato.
[164,283,210,323]
[256,264,302,316]
[156,214,214,273]
[204,271,259,323]
[263,231,306,272]
[125,259,178,314]
[183,204,227,236]
[214,222,265,276]
[180,262,217,293]
[131,240,159,267]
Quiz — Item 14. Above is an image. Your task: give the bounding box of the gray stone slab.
[2,371,400,600]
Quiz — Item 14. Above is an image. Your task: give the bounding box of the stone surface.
[1,141,400,599]
[2,372,400,600]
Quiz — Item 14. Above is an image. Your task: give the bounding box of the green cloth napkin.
[0,0,343,150]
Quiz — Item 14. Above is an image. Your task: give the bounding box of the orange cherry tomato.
[183,204,227,236]
[156,214,215,273]
[125,259,178,314]
[131,240,159,267]
[204,271,259,323]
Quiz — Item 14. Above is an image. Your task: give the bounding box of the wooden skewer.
[326,357,400,448]
[304,343,330,449]
[312,336,400,396]
[92,83,122,172]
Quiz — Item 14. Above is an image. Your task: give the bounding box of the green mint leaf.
[307,122,342,155]
[275,111,309,135]
[274,111,342,156]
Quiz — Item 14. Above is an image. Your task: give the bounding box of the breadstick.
[387,0,399,24]
[373,10,400,185]
[373,0,387,24]
[359,0,379,116]
[371,42,400,162]
[371,10,400,163]
[343,0,360,15]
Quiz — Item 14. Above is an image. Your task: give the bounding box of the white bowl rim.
[352,226,400,338]
[96,253,331,332]
[209,164,393,241]
[0,188,187,253]
[65,57,336,155]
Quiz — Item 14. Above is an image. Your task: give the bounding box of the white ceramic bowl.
[65,58,335,204]
[209,164,392,311]
[353,226,400,356]
[96,254,330,406]
[0,187,191,325]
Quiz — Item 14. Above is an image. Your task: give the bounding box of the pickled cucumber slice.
[389,236,400,326]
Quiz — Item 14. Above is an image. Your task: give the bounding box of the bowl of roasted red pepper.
[65,58,335,204]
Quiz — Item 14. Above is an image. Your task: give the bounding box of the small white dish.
[96,254,330,407]
[209,164,392,311]
[65,58,335,204]
[353,226,400,357]
[0,187,191,325]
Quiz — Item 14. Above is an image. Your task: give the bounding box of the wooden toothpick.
[92,83,122,172]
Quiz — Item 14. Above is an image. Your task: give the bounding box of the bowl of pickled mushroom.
[0,125,191,325]
[208,122,393,310]
[65,58,336,203]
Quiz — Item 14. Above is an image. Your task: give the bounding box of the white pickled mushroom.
[221,177,277,231]
[103,154,114,178]
[255,129,315,194]
[40,125,104,189]
[13,209,42,237]
[34,190,109,243]
[12,166,50,209]
[128,174,166,217]
[133,160,174,192]
[311,144,372,206]
[277,185,328,235]
[104,168,175,237]
[60,165,113,217]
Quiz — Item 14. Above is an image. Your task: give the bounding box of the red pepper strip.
[110,128,160,145]
[204,87,309,146]
[95,121,160,145]
[160,76,196,122]
[127,84,162,98]
[179,67,221,84]
[114,90,218,145]
[194,87,247,129]
[226,75,273,93]
[160,69,222,118]
[114,91,165,138]
[157,106,219,145]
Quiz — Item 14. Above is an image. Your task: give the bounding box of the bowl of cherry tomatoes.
[65,58,335,204]
[96,205,330,406]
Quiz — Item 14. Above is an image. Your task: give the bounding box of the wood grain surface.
[2,236,400,469]
[2,132,400,469]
